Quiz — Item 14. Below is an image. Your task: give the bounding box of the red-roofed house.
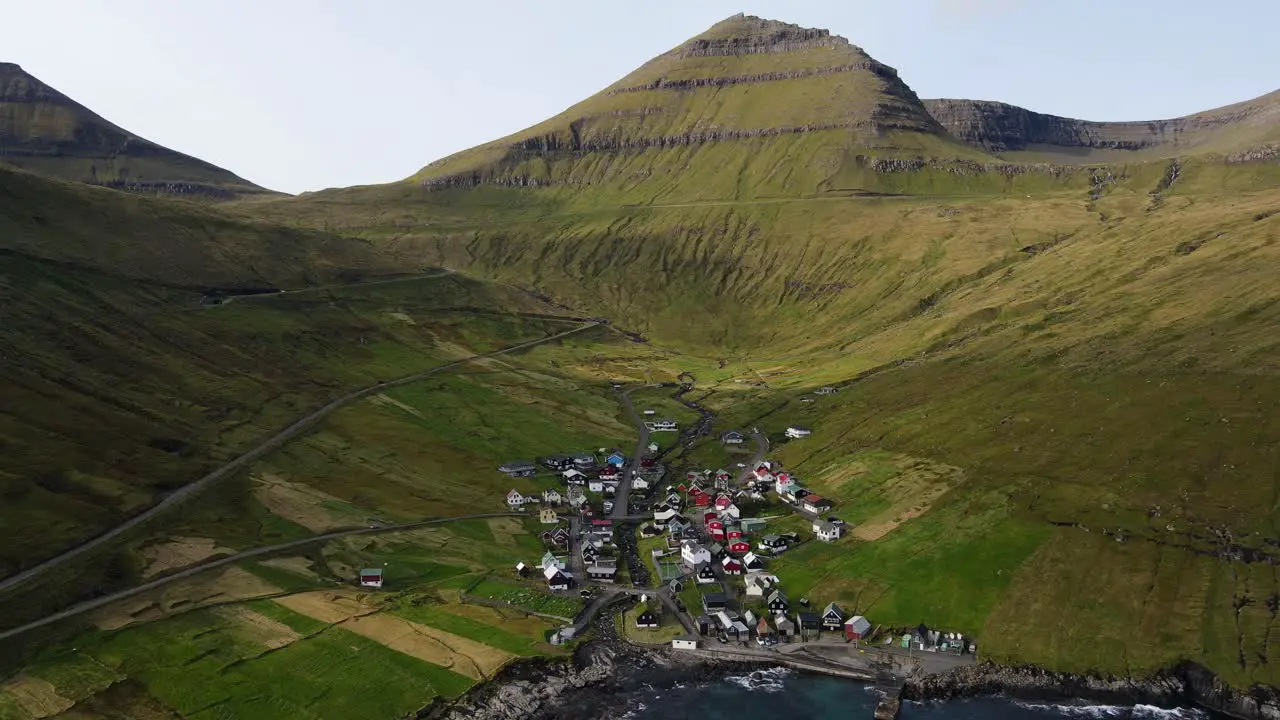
[802,495,833,514]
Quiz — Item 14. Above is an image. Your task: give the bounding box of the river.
[613,667,1216,720]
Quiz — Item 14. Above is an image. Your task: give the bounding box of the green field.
[466,578,584,619]
[389,602,552,655]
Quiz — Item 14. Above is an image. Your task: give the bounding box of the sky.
[6,0,1277,194]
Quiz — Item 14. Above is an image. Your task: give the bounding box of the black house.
[701,591,729,613]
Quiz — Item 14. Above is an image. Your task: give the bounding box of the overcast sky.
[7,0,1276,193]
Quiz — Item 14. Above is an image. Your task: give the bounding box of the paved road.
[611,384,659,520]
[0,512,524,641]
[0,321,602,597]
[567,515,586,584]
[736,428,771,484]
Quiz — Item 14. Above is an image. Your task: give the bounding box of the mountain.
[924,90,1280,163]
[408,13,993,203]
[0,62,267,197]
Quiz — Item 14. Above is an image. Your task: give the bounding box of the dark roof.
[798,612,821,625]
[702,592,729,606]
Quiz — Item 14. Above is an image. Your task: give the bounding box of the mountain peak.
[410,16,967,200]
[0,63,267,197]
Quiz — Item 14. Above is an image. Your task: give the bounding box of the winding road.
[0,513,525,641]
[611,383,660,520]
[0,321,602,598]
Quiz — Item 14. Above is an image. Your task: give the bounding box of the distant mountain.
[409,14,992,201]
[924,90,1280,163]
[0,62,267,197]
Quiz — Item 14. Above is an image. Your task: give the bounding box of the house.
[785,425,812,439]
[796,612,822,640]
[598,466,619,480]
[606,451,627,467]
[498,461,538,477]
[721,430,745,445]
[757,616,774,640]
[603,500,614,514]
[692,491,711,508]
[507,489,528,509]
[647,442,659,453]
[541,455,574,471]
[543,565,572,591]
[707,519,725,540]
[742,552,766,572]
[566,486,587,508]
[632,476,651,491]
[726,524,743,541]
[821,603,845,632]
[545,528,570,547]
[562,469,589,484]
[581,545,599,563]
[672,635,699,650]
[515,561,528,577]
[740,518,767,533]
[542,488,563,505]
[718,503,741,520]
[813,520,842,542]
[539,508,559,524]
[541,551,566,571]
[759,535,789,553]
[728,540,751,555]
[705,542,724,559]
[802,496,833,514]
[681,540,712,567]
[696,565,718,584]
[681,526,701,541]
[702,511,719,525]
[774,615,796,638]
[721,557,743,575]
[587,564,618,583]
[583,533,607,551]
[774,472,797,496]
[653,505,678,526]
[701,590,729,613]
[714,493,734,510]
[815,386,838,396]
[590,519,614,538]
[643,409,656,416]
[715,469,733,484]
[588,479,605,493]
[359,568,384,588]
[844,615,872,642]
[635,611,659,629]
[727,620,750,642]
[744,574,778,597]
[768,589,790,614]
[571,453,598,469]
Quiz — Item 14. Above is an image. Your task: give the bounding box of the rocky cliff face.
[0,62,265,195]
[924,91,1280,156]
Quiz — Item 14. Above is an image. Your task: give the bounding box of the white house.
[802,495,833,514]
[588,479,605,493]
[721,430,745,445]
[774,472,797,496]
[744,573,777,597]
[718,503,741,520]
[785,425,812,439]
[643,409,656,416]
[566,486,587,507]
[647,442,659,453]
[653,506,678,525]
[542,489,562,505]
[813,520,842,542]
[681,540,712,567]
[633,476,652,491]
[815,386,838,396]
[562,469,588,484]
[540,551,566,571]
[506,489,528,509]
[648,419,679,432]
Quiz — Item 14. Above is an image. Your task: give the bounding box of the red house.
[714,494,733,510]
[728,540,751,555]
[703,511,718,524]
[727,529,743,540]
[844,615,872,641]
[693,492,711,507]
[722,557,743,575]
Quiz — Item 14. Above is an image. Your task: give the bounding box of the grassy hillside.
[0,63,265,197]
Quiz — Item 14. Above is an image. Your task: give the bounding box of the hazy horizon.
[8,0,1277,193]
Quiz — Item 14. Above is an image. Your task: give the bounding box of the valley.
[0,10,1278,720]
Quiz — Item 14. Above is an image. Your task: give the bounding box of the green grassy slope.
[0,63,266,197]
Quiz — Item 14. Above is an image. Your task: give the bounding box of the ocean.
[614,667,1213,720]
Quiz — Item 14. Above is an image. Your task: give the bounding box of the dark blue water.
[617,667,1210,720]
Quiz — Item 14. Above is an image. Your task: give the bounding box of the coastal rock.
[905,662,1280,720]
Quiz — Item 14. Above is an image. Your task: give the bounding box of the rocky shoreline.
[418,602,767,720]
[905,662,1280,720]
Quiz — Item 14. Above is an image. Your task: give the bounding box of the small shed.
[774,615,796,638]
[672,635,698,650]
[844,615,872,642]
[359,568,384,588]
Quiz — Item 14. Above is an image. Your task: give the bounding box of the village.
[355,381,976,692]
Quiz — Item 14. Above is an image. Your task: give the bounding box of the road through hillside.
[0,321,602,597]
[0,513,524,641]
